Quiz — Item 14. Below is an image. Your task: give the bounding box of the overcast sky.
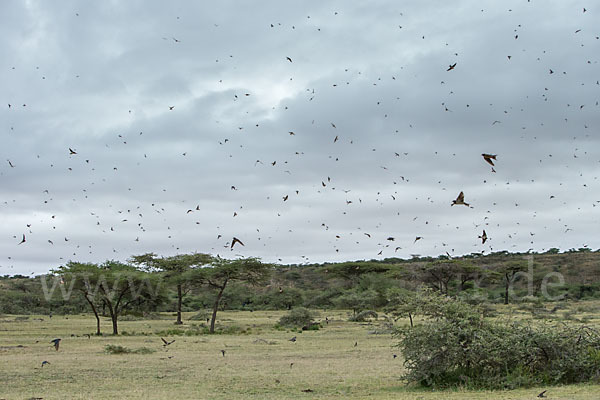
[1,0,599,275]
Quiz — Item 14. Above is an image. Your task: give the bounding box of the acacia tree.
[496,260,528,305]
[57,260,163,334]
[416,260,457,294]
[453,261,484,292]
[334,289,378,316]
[56,262,104,335]
[187,257,271,333]
[131,253,213,325]
[413,260,484,296]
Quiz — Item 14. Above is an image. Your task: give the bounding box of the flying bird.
[286,57,292,62]
[481,153,497,166]
[451,191,470,207]
[414,236,423,244]
[447,63,457,71]
[50,338,61,351]
[478,230,488,244]
[231,237,244,249]
[161,338,175,347]
[18,234,26,245]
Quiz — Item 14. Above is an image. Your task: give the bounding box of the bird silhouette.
[161,338,175,347]
[18,234,26,245]
[447,63,457,71]
[482,153,497,166]
[50,338,61,351]
[451,191,470,207]
[69,148,77,155]
[478,230,488,244]
[231,237,244,249]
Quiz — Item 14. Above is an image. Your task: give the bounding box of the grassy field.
[1,306,599,399]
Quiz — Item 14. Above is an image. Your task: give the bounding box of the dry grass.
[0,307,598,399]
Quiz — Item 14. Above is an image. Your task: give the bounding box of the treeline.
[1,248,599,325]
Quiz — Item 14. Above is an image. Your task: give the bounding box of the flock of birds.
[2,5,595,400]
[1,4,597,280]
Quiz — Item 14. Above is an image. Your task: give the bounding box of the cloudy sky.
[1,0,598,275]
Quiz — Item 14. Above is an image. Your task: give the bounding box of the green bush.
[394,291,600,389]
[348,310,378,322]
[104,345,155,354]
[189,310,210,321]
[278,307,316,328]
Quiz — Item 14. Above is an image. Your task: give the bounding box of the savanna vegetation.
[1,248,600,398]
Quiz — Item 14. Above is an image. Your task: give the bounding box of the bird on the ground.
[289,336,297,342]
[537,390,547,398]
[161,338,175,347]
[482,153,497,166]
[41,360,50,367]
[220,349,226,357]
[50,338,61,351]
[451,191,470,207]
[231,237,244,249]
